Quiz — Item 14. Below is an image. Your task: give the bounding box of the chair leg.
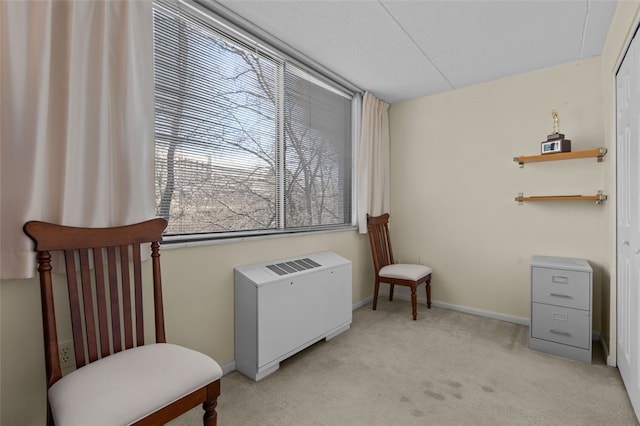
[203,380,221,426]
[46,403,54,426]
[373,278,380,310]
[411,285,417,320]
[389,284,395,301]
[426,275,432,309]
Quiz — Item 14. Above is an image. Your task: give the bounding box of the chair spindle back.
[23,218,168,389]
[366,213,395,272]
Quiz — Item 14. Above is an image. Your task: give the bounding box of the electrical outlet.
[59,340,75,370]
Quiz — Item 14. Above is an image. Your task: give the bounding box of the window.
[153,0,355,240]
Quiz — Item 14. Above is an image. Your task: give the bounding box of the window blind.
[283,66,352,228]
[153,0,353,238]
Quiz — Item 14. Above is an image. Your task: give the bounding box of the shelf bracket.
[597,148,608,163]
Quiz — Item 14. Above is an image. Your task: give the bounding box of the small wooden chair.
[23,218,222,425]
[366,213,433,320]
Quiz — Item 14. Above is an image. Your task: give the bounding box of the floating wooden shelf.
[513,148,607,166]
[515,192,607,205]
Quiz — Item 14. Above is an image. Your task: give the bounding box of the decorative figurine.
[551,109,560,134]
[541,109,570,154]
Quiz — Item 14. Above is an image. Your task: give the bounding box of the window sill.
[160,225,359,250]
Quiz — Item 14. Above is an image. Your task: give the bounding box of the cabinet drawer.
[531,303,590,349]
[532,267,590,310]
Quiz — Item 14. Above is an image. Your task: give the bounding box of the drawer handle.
[550,329,572,336]
[552,312,568,321]
[552,276,569,284]
[549,292,572,298]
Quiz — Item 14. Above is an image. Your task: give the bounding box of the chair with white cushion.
[366,213,433,320]
[23,218,223,425]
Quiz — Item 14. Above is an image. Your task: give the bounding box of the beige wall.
[389,57,608,327]
[387,0,640,368]
[1,230,373,425]
[4,2,640,424]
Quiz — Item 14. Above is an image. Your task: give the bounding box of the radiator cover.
[234,251,352,380]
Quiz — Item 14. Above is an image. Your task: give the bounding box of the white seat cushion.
[379,263,432,281]
[49,343,223,426]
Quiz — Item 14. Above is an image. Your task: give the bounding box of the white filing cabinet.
[529,255,592,363]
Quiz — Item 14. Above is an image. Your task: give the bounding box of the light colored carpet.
[170,300,638,425]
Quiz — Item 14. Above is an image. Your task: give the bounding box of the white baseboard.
[229,292,613,373]
[221,360,235,375]
[378,288,529,325]
[599,334,614,366]
[226,294,614,375]
[430,300,529,325]
[352,295,373,311]
[379,291,613,361]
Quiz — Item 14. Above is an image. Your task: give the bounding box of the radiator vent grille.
[265,258,322,276]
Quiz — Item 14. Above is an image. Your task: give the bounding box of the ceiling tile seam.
[377,0,455,90]
[579,0,590,59]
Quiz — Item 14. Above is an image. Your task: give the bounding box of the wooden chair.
[23,218,222,426]
[366,213,433,320]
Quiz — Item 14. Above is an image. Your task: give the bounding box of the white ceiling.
[216,0,617,104]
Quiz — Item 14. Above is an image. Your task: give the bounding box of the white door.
[617,30,640,419]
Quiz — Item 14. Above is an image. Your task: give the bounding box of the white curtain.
[357,91,390,233]
[0,1,156,279]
